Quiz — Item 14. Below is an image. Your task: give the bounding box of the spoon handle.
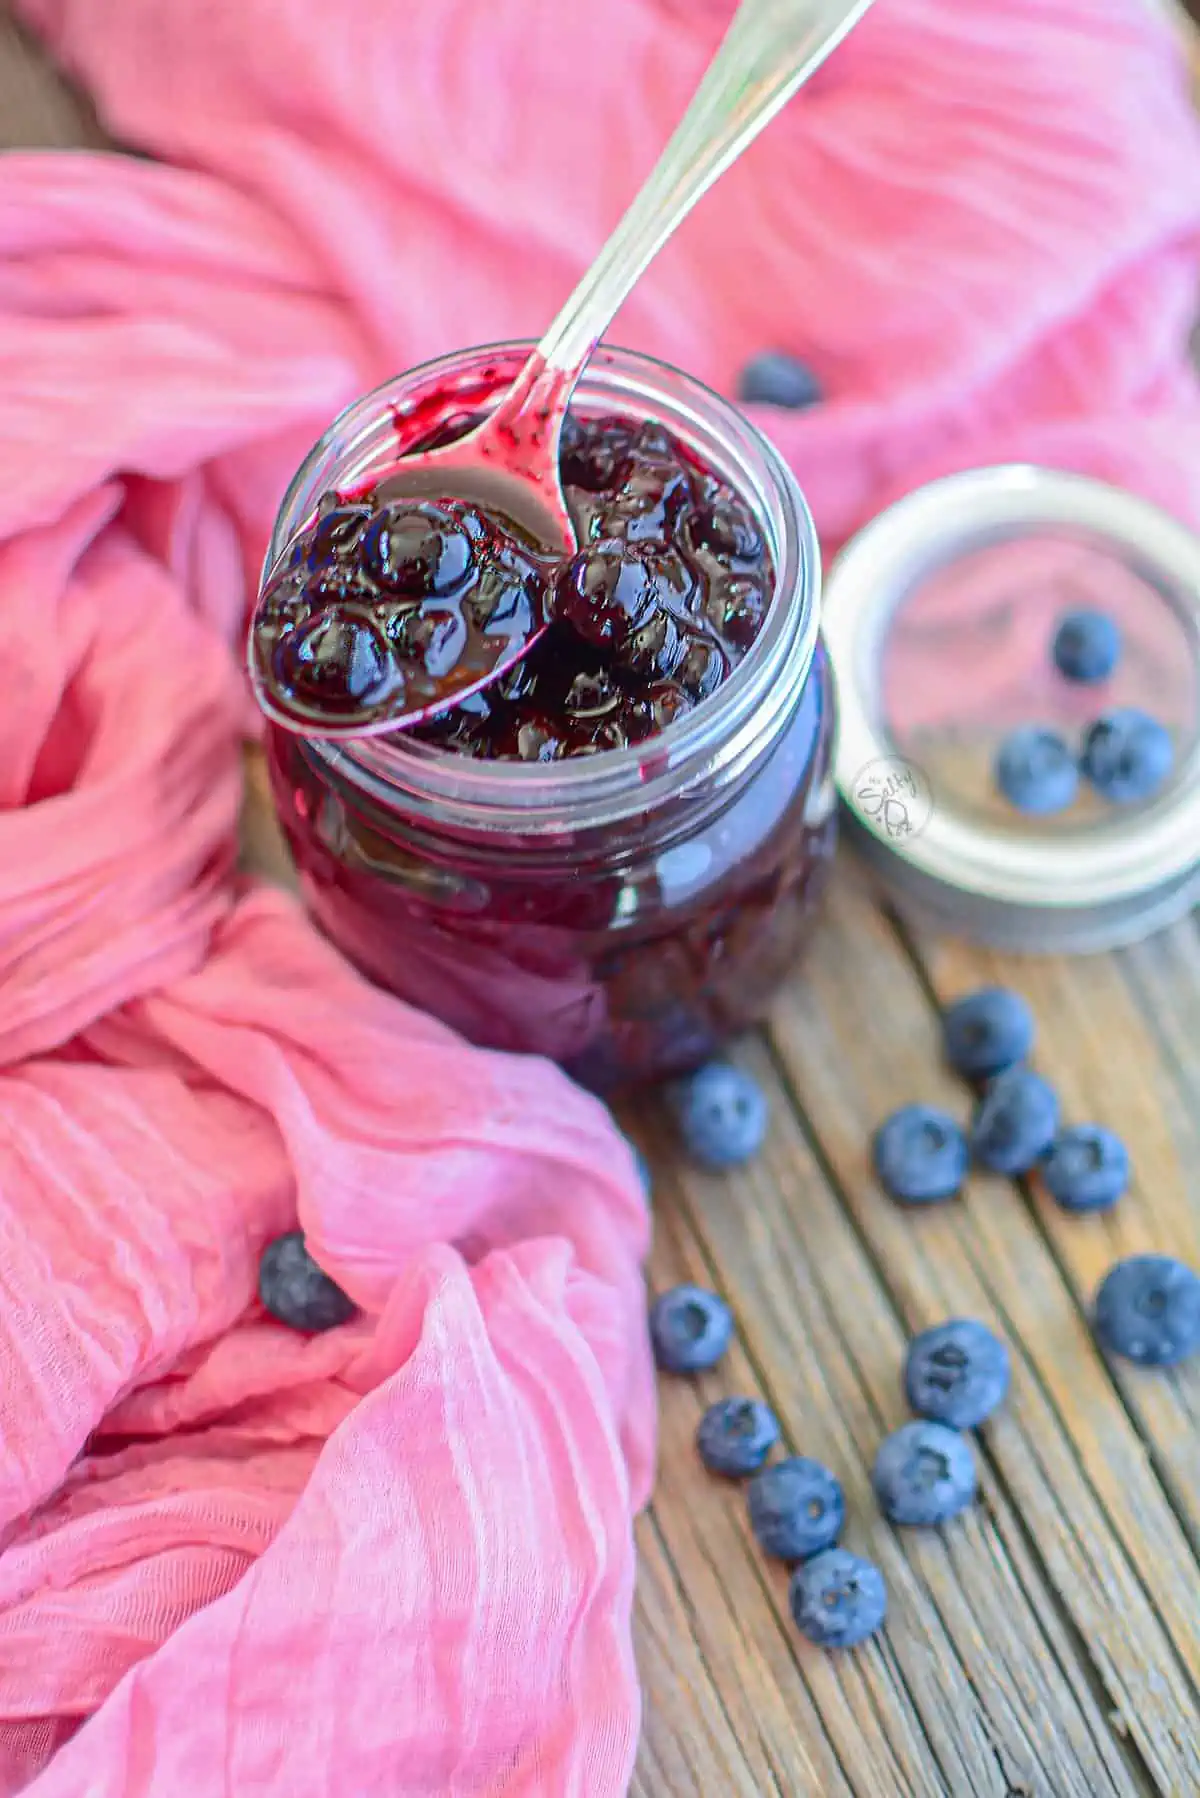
[534,0,875,381]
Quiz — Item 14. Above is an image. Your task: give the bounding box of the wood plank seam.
[643,1061,1160,1796]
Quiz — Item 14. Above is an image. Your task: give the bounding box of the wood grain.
[0,9,105,150]
[6,7,1200,1795]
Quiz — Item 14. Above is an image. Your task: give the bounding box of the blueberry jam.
[252,412,773,751]
[252,490,552,733]
[259,347,835,1091]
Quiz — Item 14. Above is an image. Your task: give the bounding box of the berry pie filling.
[250,412,774,750]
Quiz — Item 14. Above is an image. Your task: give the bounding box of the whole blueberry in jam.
[361,501,475,597]
[250,411,775,755]
[272,610,397,716]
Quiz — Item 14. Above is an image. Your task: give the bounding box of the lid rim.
[827,465,1200,951]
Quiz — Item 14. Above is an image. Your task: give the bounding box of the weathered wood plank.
[759,872,1200,1791]
[633,1024,1158,1797]
[911,919,1200,1559]
[632,1509,804,1798]
[640,1174,937,1798]
[0,9,105,150]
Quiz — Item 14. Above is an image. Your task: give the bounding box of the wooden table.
[6,11,1200,1794]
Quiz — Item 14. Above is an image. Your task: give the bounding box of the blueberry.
[258,1231,356,1333]
[556,541,693,658]
[650,1284,733,1374]
[748,1456,845,1561]
[1093,1255,1200,1366]
[872,1420,977,1526]
[361,501,474,597]
[789,1548,887,1649]
[696,1397,781,1476]
[970,1067,1059,1176]
[737,351,823,410]
[1080,708,1173,804]
[942,987,1034,1082]
[305,501,372,566]
[1041,1125,1129,1213]
[687,498,763,565]
[272,609,396,715]
[904,1319,1010,1429]
[994,726,1079,815]
[872,1104,968,1205]
[1052,609,1121,684]
[558,418,634,492]
[671,1063,768,1169]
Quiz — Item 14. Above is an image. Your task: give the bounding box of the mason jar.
[260,341,837,1093]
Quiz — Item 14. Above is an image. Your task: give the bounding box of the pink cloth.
[2,0,1200,1790]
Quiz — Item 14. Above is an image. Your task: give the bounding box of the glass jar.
[261,342,837,1092]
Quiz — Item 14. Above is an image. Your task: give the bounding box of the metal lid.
[823,465,1200,952]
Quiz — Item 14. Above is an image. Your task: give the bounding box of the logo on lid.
[852,755,935,841]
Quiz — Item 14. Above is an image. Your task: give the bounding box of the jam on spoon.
[251,411,774,757]
[249,0,873,739]
[252,486,556,736]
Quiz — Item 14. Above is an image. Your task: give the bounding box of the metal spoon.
[386,0,874,549]
[254,0,875,736]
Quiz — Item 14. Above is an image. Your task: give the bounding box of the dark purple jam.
[259,392,835,1091]
[251,413,773,750]
[253,491,554,732]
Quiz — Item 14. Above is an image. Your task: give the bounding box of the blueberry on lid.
[994,726,1079,816]
[1052,608,1121,684]
[1080,708,1173,805]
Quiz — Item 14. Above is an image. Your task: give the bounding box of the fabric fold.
[1,0,1199,1789]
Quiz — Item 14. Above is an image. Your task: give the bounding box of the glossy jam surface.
[253,489,554,733]
[265,643,836,1092]
[251,413,773,750]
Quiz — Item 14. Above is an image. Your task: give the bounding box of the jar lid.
[823,465,1200,952]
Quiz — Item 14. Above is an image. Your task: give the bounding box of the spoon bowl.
[251,0,876,739]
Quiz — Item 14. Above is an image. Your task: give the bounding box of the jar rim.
[267,340,821,836]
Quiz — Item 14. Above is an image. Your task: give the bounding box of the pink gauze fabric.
[2,0,1200,1791]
